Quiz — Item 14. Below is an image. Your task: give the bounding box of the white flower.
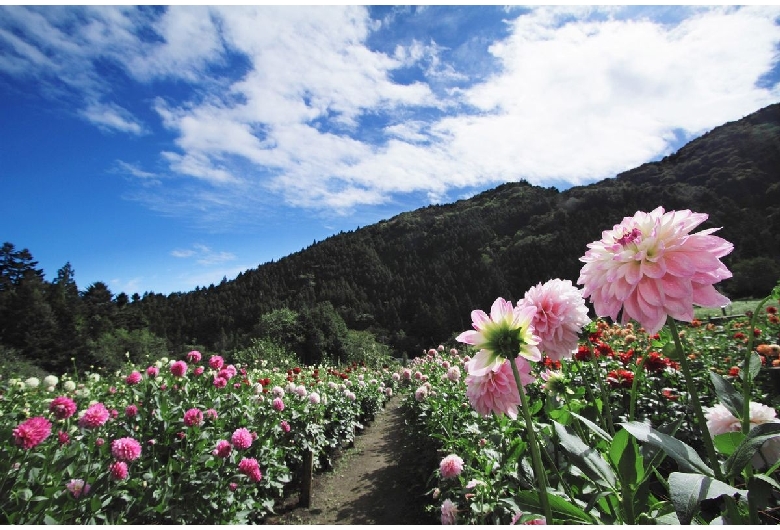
[63,381,76,392]
[43,375,59,388]
[24,377,40,389]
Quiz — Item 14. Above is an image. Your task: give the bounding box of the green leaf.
[709,371,743,420]
[722,422,780,478]
[554,421,616,489]
[668,472,747,525]
[747,352,762,380]
[514,490,596,523]
[43,515,59,525]
[610,428,644,486]
[571,411,613,443]
[713,432,744,457]
[621,421,713,477]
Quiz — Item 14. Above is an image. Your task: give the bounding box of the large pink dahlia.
[456,297,541,377]
[439,454,464,479]
[78,402,110,429]
[517,279,591,361]
[705,402,780,469]
[111,437,142,462]
[13,416,52,449]
[465,357,535,420]
[49,396,78,420]
[578,207,733,334]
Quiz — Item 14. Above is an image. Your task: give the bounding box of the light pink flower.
[446,366,461,382]
[109,461,128,480]
[231,427,253,450]
[309,392,321,405]
[205,408,218,421]
[111,437,142,462]
[183,408,203,427]
[213,440,232,458]
[209,355,224,370]
[414,385,428,402]
[578,207,733,334]
[280,420,291,433]
[146,366,159,378]
[441,499,457,525]
[272,397,285,412]
[170,360,188,378]
[517,279,591,361]
[456,297,541,377]
[439,454,464,479]
[78,403,110,429]
[705,402,780,469]
[186,350,202,363]
[13,417,52,449]
[465,357,534,420]
[194,366,205,376]
[50,396,77,420]
[66,478,90,498]
[125,371,142,385]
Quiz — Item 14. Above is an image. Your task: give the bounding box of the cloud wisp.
[3,5,780,225]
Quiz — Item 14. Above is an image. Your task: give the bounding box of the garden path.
[264,397,434,525]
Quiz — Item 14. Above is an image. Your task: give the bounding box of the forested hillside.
[3,103,780,375]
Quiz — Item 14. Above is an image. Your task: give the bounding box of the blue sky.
[2,5,780,296]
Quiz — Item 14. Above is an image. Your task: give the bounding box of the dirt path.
[265,397,435,525]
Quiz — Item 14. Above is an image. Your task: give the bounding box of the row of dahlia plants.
[397,206,780,525]
[0,353,396,524]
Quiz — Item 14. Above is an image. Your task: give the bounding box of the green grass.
[694,299,775,319]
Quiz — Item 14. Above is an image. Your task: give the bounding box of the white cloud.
[171,244,237,266]
[81,102,145,135]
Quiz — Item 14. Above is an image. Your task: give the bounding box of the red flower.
[733,332,746,340]
[595,341,613,357]
[643,351,668,373]
[662,388,679,401]
[575,345,595,361]
[767,306,778,314]
[606,369,634,389]
[728,366,740,377]
[13,417,52,450]
[618,350,634,365]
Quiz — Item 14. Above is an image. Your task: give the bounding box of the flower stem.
[741,293,771,434]
[667,317,724,481]
[588,350,615,436]
[509,357,553,523]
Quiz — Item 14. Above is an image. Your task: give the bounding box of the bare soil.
[264,397,435,525]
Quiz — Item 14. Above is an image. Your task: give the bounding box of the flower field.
[0,353,395,524]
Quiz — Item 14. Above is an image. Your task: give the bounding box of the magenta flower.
[58,430,71,446]
[205,408,218,421]
[194,366,205,376]
[146,366,159,378]
[516,279,591,361]
[213,440,232,458]
[272,397,285,412]
[231,427,253,450]
[125,404,139,418]
[170,360,188,378]
[213,376,228,388]
[111,437,142,462]
[183,408,203,427]
[441,499,457,525]
[13,416,52,450]
[209,355,225,370]
[456,297,541,377]
[238,457,263,483]
[49,396,77,420]
[66,478,91,499]
[280,420,291,433]
[578,207,733,334]
[109,461,128,480]
[186,350,202,363]
[78,403,110,429]
[125,371,142,385]
[439,454,464,479]
[465,357,535,420]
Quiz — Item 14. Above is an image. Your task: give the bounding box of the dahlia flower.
[441,499,457,525]
[209,355,224,370]
[50,396,77,420]
[125,404,139,418]
[146,366,159,378]
[705,402,780,469]
[213,440,232,458]
[183,408,203,427]
[446,366,461,382]
[170,360,188,378]
[111,437,142,462]
[457,298,541,377]
[465,357,535,420]
[43,375,58,388]
[517,279,591,361]
[109,461,128,480]
[272,397,285,412]
[78,403,110,429]
[578,207,733,334]
[231,428,253,450]
[13,416,52,449]
[439,454,464,479]
[186,350,202,363]
[238,457,263,483]
[125,371,142,385]
[66,479,91,499]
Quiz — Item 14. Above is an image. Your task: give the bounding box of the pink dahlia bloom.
[439,454,464,479]
[272,397,285,412]
[109,461,128,480]
[125,371,142,385]
[183,408,203,427]
[125,404,139,418]
[13,416,52,449]
[578,207,733,334]
[705,402,780,469]
[456,297,541,377]
[414,385,428,402]
[231,428,253,450]
[111,437,142,462]
[238,457,263,483]
[209,355,225,370]
[50,396,77,420]
[465,357,534,420]
[213,376,228,388]
[441,499,457,525]
[446,366,461,382]
[186,350,202,363]
[517,279,591,361]
[146,365,159,378]
[194,366,205,376]
[309,392,321,405]
[78,403,110,429]
[58,430,71,446]
[205,408,218,421]
[170,360,188,378]
[213,440,232,458]
[66,478,91,499]
[280,420,291,433]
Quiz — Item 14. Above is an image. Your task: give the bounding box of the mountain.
[136,102,780,353]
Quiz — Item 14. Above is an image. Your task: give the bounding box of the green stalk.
[588,349,616,436]
[628,354,647,422]
[741,293,772,435]
[667,317,724,481]
[509,357,553,524]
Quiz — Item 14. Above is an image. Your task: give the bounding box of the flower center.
[616,227,642,247]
